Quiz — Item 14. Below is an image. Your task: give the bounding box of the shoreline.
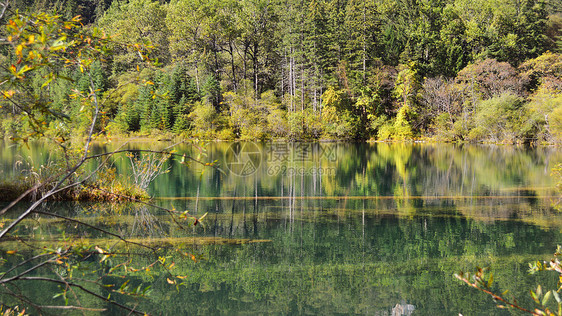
[3,134,561,147]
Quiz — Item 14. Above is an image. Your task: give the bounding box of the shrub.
[468,93,526,142]
[188,101,218,138]
[518,52,562,91]
[266,109,289,138]
[430,113,456,141]
[524,86,562,142]
[377,120,395,140]
[392,105,414,140]
[456,59,522,100]
[1,117,22,139]
[550,105,562,141]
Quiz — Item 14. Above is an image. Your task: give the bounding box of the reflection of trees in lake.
[131,206,165,237]
[5,142,559,204]
[2,142,562,314]
[130,142,561,205]
[107,198,558,315]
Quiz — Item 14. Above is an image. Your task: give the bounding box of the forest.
[0,0,562,142]
[3,2,562,313]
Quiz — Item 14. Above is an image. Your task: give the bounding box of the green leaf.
[531,290,540,304]
[487,273,494,288]
[143,285,151,295]
[553,290,561,303]
[41,75,53,89]
[119,280,129,291]
[542,290,552,306]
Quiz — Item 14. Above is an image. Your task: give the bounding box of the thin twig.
[0,182,45,216]
[33,305,106,311]
[0,141,132,238]
[455,274,539,315]
[52,267,87,316]
[0,252,63,285]
[85,149,218,170]
[83,184,192,230]
[33,210,156,250]
[16,276,146,315]
[0,253,53,280]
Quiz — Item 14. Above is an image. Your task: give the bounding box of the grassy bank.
[0,181,149,202]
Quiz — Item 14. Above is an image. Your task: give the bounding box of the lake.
[1,141,562,315]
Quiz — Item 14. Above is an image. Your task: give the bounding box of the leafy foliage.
[457,246,562,315]
[1,0,559,142]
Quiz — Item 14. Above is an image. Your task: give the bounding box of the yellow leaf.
[3,90,15,99]
[15,44,23,57]
[28,35,34,44]
[190,254,197,262]
[176,275,187,279]
[166,278,175,284]
[6,250,16,255]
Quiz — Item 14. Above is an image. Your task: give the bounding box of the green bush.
[524,87,562,142]
[550,105,562,142]
[377,120,395,140]
[468,93,526,142]
[188,101,218,138]
[392,105,414,140]
[266,109,289,138]
[430,113,456,141]
[1,117,22,139]
[287,109,322,140]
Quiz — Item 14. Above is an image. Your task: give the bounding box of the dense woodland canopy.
[1,0,562,142]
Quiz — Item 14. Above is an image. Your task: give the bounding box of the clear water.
[1,141,562,315]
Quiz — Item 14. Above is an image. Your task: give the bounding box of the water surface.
[1,141,562,315]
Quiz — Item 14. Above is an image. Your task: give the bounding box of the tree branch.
[33,210,157,250]
[15,277,146,315]
[454,274,538,315]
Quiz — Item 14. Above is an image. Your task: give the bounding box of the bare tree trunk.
[253,42,259,100]
[362,0,366,83]
[229,40,237,91]
[195,60,200,93]
[290,49,294,112]
[281,49,285,97]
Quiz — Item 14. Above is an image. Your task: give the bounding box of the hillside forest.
[1,0,562,143]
